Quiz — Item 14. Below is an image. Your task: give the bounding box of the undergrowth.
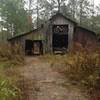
[0,43,25,99]
[43,43,100,100]
[0,43,25,67]
[0,76,21,100]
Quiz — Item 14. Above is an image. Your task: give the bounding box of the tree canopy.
[0,0,30,38]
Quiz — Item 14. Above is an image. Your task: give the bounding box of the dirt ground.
[18,57,90,100]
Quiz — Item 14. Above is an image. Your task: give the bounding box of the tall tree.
[38,0,66,19]
[0,0,29,37]
[91,4,100,33]
[67,0,77,19]
[28,0,34,29]
[78,0,91,25]
[55,0,66,12]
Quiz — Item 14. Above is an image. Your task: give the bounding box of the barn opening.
[25,40,33,55]
[25,40,43,55]
[52,25,68,52]
[33,40,43,55]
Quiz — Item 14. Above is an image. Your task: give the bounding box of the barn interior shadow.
[25,40,43,56]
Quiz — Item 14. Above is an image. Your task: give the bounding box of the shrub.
[0,43,24,66]
[44,44,100,89]
[42,43,100,99]
[0,43,24,99]
[64,44,100,84]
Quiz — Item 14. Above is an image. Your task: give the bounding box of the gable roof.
[50,12,77,24]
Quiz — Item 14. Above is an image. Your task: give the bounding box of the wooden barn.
[8,13,97,55]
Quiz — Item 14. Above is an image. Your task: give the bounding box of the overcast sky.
[26,0,100,7]
[94,0,100,5]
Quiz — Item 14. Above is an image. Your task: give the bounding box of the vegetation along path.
[19,57,90,100]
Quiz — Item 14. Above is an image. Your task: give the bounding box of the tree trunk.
[57,0,61,12]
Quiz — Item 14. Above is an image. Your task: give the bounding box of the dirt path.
[19,57,90,100]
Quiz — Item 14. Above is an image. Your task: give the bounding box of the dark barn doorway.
[52,25,68,53]
[53,34,68,50]
[25,40,43,55]
[25,40,33,55]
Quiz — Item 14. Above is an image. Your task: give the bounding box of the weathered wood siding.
[74,27,97,47]
[9,29,45,54]
[46,15,75,52]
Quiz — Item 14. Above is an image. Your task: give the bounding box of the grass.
[0,64,21,100]
[42,43,100,100]
[0,43,25,99]
[0,76,21,100]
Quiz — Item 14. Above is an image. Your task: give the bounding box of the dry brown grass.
[42,43,100,100]
[0,43,25,67]
[0,43,25,99]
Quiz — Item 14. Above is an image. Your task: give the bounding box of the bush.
[0,43,24,66]
[0,43,24,99]
[43,43,100,90]
[64,43,100,86]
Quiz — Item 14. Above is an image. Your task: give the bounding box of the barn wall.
[74,27,97,47]
[9,29,45,54]
[38,20,53,53]
[45,22,53,53]
[46,16,75,53]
